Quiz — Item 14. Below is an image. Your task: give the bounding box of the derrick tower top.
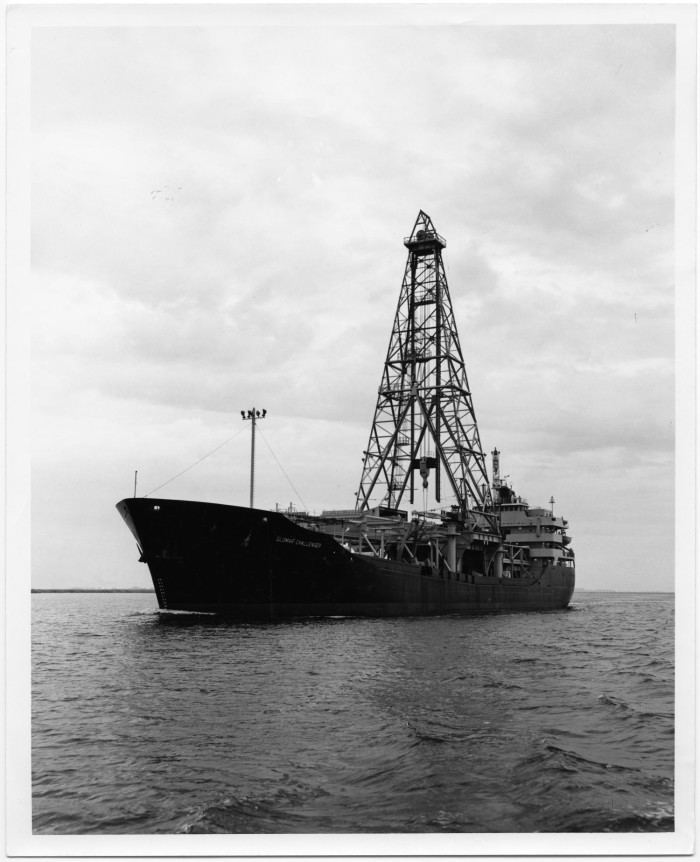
[355,210,491,516]
[403,221,446,256]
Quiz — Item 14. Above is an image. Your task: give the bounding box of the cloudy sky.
[25,8,686,591]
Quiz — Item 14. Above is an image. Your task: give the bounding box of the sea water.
[32,590,674,833]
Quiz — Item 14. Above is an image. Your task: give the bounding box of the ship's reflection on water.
[32,590,673,834]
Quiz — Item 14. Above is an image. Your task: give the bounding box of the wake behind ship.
[117,212,575,618]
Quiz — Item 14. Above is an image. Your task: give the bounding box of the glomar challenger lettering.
[275,536,322,549]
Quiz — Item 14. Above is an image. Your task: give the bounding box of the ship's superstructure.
[117,212,575,618]
[492,448,574,575]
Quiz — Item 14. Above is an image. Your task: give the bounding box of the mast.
[355,211,491,515]
[241,408,267,508]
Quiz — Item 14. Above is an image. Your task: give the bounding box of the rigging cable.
[256,425,309,512]
[143,426,245,497]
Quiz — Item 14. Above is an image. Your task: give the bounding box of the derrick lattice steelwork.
[356,210,491,514]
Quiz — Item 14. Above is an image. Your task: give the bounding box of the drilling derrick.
[356,210,491,515]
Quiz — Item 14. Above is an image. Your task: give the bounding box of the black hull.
[117,498,575,619]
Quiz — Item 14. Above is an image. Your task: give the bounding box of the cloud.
[28,21,677,590]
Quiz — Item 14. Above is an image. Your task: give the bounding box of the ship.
[117,211,575,618]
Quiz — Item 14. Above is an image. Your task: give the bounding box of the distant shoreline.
[32,588,153,593]
[30,587,674,595]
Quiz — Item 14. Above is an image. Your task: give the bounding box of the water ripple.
[32,590,674,834]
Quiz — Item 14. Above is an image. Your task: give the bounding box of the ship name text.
[275,536,323,549]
